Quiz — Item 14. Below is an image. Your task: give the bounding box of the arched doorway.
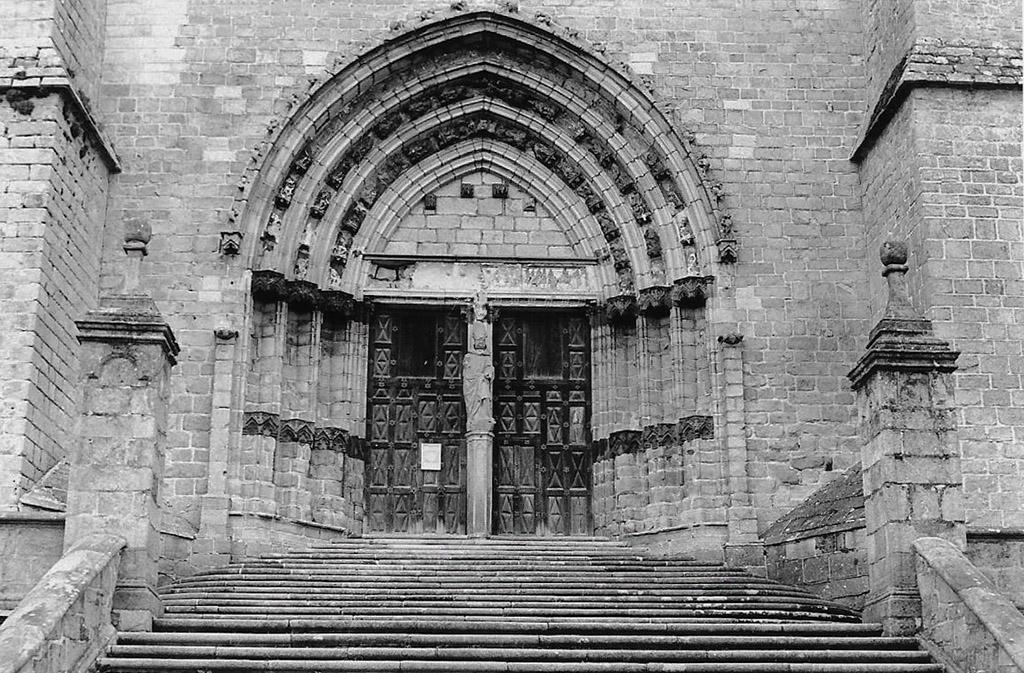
[236,11,729,538]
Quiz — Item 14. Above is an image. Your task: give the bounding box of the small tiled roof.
[19,460,69,512]
[762,464,865,545]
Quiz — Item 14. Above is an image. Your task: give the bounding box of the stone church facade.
[0,0,1022,665]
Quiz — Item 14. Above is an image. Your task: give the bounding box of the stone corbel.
[251,270,288,301]
[717,238,738,264]
[603,293,638,325]
[637,286,672,317]
[320,290,357,319]
[219,231,242,256]
[671,275,714,308]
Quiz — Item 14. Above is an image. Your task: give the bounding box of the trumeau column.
[65,222,179,632]
[848,242,964,636]
[464,294,494,536]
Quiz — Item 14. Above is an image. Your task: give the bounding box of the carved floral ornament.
[236,12,736,306]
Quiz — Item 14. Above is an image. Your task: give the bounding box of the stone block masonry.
[93,0,871,543]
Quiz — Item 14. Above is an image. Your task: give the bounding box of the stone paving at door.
[99,537,942,672]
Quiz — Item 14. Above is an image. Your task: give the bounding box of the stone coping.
[0,533,125,673]
[228,510,352,535]
[0,511,65,524]
[914,536,1024,670]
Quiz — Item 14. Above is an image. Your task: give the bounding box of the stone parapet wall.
[915,536,1024,673]
[966,529,1024,611]
[0,513,64,613]
[762,465,868,609]
[765,528,867,611]
[0,533,124,673]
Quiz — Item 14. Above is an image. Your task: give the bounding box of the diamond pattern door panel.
[493,310,592,536]
[366,308,467,534]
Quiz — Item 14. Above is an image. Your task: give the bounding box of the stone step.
[119,632,921,649]
[161,596,850,610]
[163,590,827,598]
[101,539,939,673]
[162,604,855,617]
[170,577,793,587]
[104,644,935,663]
[152,618,883,633]
[98,658,944,672]
[183,569,773,580]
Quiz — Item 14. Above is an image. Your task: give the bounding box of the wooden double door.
[365,306,592,536]
[365,308,467,534]
[492,310,593,536]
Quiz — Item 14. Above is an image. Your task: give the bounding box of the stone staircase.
[99,537,943,672]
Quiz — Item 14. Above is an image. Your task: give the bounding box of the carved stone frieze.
[242,411,280,437]
[638,285,672,317]
[671,275,713,308]
[320,290,357,318]
[604,293,638,325]
[286,280,320,309]
[278,418,315,444]
[717,237,738,264]
[678,414,714,441]
[641,422,677,449]
[219,231,242,256]
[599,429,641,460]
[313,427,349,453]
[251,270,288,301]
[718,332,744,346]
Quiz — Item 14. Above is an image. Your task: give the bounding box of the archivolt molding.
[235,10,734,307]
[300,99,653,289]
[341,140,620,297]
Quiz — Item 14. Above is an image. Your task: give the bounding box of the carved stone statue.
[463,293,494,434]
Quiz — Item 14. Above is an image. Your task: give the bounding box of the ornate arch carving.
[234,10,734,304]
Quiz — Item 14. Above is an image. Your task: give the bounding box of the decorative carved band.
[251,270,288,301]
[637,286,672,317]
[678,414,714,441]
[278,418,315,444]
[604,294,638,325]
[242,412,366,460]
[672,276,714,308]
[242,411,279,437]
[641,422,677,449]
[596,416,714,461]
[250,270,359,319]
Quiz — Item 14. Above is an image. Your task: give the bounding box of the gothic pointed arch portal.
[237,10,728,538]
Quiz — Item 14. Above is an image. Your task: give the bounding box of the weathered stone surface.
[915,536,1024,673]
[0,533,125,673]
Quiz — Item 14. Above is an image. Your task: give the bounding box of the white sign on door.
[420,442,442,471]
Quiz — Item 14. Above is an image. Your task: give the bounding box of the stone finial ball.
[124,219,152,244]
[880,240,908,266]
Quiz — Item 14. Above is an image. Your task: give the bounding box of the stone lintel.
[76,294,180,364]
